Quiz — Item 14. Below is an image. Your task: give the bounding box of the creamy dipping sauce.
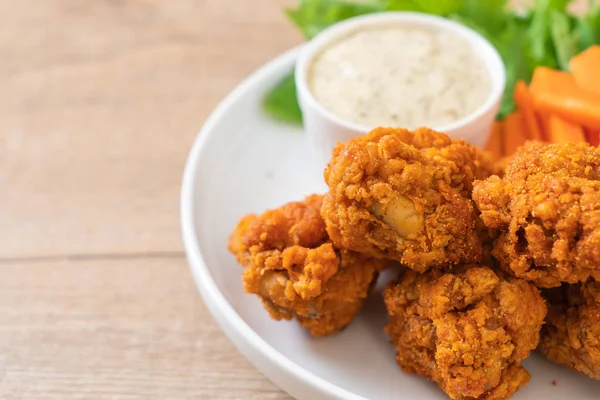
[307,25,492,129]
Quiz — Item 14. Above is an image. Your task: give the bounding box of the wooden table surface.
[0,0,591,399]
[1,0,299,398]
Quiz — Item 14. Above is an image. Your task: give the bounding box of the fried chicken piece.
[493,156,511,178]
[384,266,547,399]
[476,148,502,179]
[321,127,495,272]
[538,280,600,380]
[473,142,600,288]
[228,194,387,336]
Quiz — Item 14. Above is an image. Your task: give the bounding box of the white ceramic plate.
[181,47,600,400]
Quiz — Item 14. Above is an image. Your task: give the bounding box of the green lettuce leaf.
[384,0,463,14]
[263,0,600,125]
[496,16,534,117]
[262,70,303,124]
[527,0,570,68]
[550,9,578,70]
[578,3,600,49]
[460,0,508,34]
[287,0,385,39]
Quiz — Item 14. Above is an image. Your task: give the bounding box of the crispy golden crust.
[322,127,493,272]
[538,280,600,380]
[228,194,327,255]
[228,194,387,336]
[493,157,511,178]
[476,149,502,179]
[384,266,547,399]
[473,142,600,287]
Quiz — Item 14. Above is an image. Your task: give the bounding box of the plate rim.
[180,45,367,400]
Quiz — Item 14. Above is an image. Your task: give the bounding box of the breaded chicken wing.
[321,127,495,272]
[384,266,546,400]
[538,280,600,380]
[228,194,387,336]
[473,142,600,287]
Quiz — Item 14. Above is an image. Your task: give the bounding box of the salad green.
[263,0,600,124]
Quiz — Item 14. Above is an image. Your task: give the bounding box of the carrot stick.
[485,121,504,159]
[548,115,586,144]
[514,80,543,140]
[536,109,552,141]
[529,67,600,130]
[569,46,600,95]
[585,129,600,147]
[503,112,528,156]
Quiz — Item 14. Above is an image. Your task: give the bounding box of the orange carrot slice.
[585,129,600,146]
[529,67,600,130]
[536,110,551,141]
[570,46,600,95]
[548,115,586,144]
[514,80,543,140]
[485,121,504,159]
[503,111,528,156]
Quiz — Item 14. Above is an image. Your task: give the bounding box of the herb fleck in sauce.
[308,26,492,129]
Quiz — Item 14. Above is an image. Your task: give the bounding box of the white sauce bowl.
[295,12,506,173]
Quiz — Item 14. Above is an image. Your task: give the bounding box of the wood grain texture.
[0,0,298,398]
[0,0,589,399]
[0,0,301,258]
[0,258,291,399]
